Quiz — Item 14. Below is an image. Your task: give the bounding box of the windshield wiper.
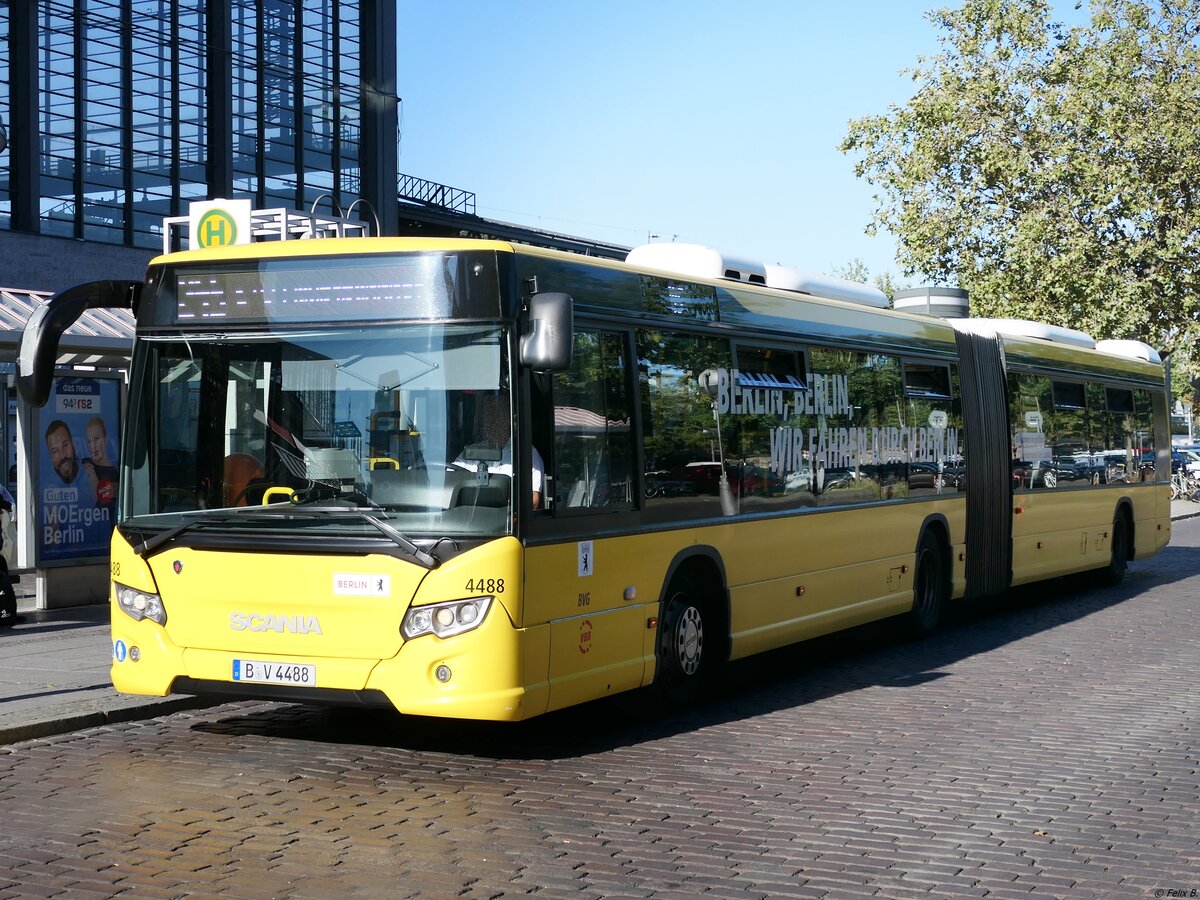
[362,514,439,568]
[295,507,439,568]
[130,506,312,557]
[131,512,243,557]
[129,505,438,568]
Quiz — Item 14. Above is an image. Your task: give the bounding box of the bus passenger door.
[526,328,645,711]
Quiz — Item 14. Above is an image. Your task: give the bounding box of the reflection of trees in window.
[1085,383,1121,453]
[640,277,717,321]
[845,354,901,497]
[845,353,964,499]
[727,345,810,507]
[1050,381,1087,470]
[1134,389,1155,453]
[729,345,800,462]
[857,354,904,431]
[1011,375,1049,446]
[638,331,733,519]
[1086,383,1138,482]
[808,348,881,504]
[1007,374,1166,488]
[1010,374,1049,489]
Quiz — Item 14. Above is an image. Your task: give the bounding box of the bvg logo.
[196,209,239,248]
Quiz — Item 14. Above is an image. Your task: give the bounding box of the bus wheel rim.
[675,605,703,676]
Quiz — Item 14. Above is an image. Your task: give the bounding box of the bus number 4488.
[465,578,504,594]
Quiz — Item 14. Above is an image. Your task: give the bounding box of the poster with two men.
[37,376,121,564]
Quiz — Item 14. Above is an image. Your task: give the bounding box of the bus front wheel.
[656,577,712,701]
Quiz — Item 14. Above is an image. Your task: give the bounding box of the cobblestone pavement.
[1,522,1198,898]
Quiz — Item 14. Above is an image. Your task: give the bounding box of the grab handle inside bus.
[17,280,142,407]
[520,292,573,372]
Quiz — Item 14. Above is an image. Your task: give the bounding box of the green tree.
[841,0,1200,353]
[829,258,871,285]
[829,258,908,301]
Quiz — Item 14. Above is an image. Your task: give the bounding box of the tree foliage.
[829,258,909,300]
[841,0,1200,354]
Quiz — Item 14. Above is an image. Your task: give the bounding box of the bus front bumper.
[111,613,551,722]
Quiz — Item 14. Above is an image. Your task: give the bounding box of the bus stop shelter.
[0,286,135,609]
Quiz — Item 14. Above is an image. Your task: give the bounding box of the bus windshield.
[122,323,516,540]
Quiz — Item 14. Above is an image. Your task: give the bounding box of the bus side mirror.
[520,292,573,372]
[17,280,141,407]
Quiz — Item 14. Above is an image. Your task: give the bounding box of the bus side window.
[552,330,634,511]
[638,331,734,521]
[1133,388,1157,481]
[530,372,555,511]
[1010,373,1057,490]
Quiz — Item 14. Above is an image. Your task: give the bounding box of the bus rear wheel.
[1098,512,1130,586]
[907,531,948,636]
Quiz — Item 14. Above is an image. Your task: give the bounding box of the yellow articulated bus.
[19,209,1170,721]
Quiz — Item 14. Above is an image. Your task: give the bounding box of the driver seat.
[223,453,266,506]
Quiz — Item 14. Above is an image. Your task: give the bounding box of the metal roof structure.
[396,201,630,260]
[0,287,135,368]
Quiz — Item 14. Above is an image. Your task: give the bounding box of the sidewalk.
[0,582,212,744]
[4,501,1200,745]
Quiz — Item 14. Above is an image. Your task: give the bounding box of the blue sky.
[394,3,975,284]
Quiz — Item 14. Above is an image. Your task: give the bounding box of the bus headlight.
[402,597,492,640]
[115,584,167,626]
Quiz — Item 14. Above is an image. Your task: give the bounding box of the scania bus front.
[22,239,572,721]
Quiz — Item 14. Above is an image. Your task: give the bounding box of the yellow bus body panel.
[524,539,653,713]
[1010,485,1168,586]
[110,531,545,721]
[525,496,967,711]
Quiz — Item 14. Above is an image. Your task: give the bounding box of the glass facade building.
[0,0,397,250]
[0,4,9,225]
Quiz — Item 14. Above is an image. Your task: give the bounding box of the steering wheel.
[411,461,470,472]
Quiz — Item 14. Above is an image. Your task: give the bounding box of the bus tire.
[655,575,715,703]
[1098,510,1130,586]
[907,530,948,637]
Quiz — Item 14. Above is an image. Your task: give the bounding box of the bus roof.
[149,236,517,267]
[148,235,1164,385]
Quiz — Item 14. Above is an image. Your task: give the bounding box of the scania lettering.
[17,205,1171,721]
[229,613,323,635]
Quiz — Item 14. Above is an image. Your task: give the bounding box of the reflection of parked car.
[908,463,949,491]
[1139,449,1183,475]
[783,467,813,492]
[644,470,695,498]
[735,462,771,496]
[1012,458,1083,489]
[821,468,858,492]
[906,462,967,492]
[1100,451,1137,483]
[682,461,770,497]
[683,461,725,494]
[1063,456,1097,484]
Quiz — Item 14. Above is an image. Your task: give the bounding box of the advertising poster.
[36,377,121,564]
